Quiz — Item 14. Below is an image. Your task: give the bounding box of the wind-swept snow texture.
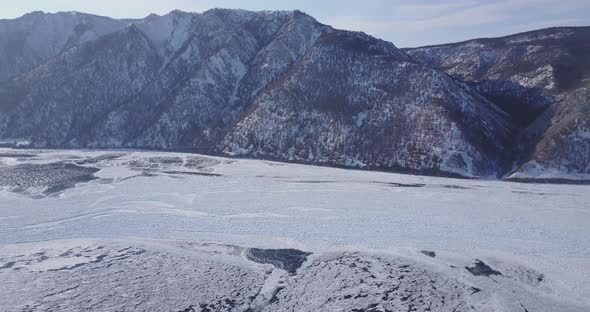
[0,149,589,311]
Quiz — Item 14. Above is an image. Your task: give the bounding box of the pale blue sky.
[1,0,589,47]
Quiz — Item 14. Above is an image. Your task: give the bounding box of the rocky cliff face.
[0,10,586,180]
[406,27,590,180]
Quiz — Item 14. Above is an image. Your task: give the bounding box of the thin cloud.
[405,0,590,30]
[392,1,479,18]
[323,16,397,34]
[324,0,590,47]
[2,0,210,19]
[1,0,589,47]
[505,18,588,34]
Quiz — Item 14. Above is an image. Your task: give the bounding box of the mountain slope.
[509,82,590,181]
[405,27,590,180]
[0,11,127,82]
[224,30,514,176]
[0,9,517,178]
[0,25,162,146]
[83,9,328,151]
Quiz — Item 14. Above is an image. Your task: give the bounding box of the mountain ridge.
[0,9,587,181]
[405,26,590,180]
[402,25,590,49]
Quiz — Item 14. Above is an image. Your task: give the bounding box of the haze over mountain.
[0,11,127,82]
[0,9,588,181]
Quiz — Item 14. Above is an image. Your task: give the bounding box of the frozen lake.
[0,149,589,311]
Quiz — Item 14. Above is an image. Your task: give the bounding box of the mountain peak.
[0,9,587,180]
[23,10,46,17]
[168,9,195,16]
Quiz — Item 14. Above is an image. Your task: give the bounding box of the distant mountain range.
[0,10,588,181]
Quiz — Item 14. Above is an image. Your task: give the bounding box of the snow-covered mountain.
[0,10,586,180]
[405,27,590,181]
[0,11,127,82]
[222,29,514,177]
[0,9,517,178]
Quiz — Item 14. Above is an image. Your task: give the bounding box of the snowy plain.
[0,148,589,311]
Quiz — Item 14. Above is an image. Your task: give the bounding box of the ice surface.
[0,148,589,311]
